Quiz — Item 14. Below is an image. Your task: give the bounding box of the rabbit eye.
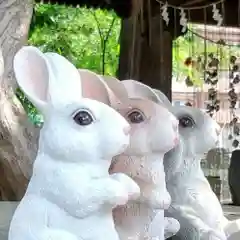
[127,111,145,124]
[179,116,195,128]
[73,110,93,126]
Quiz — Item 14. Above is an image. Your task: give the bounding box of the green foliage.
[16,88,43,126]
[29,4,121,75]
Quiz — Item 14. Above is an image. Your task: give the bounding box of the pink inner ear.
[122,80,159,103]
[29,54,48,102]
[102,76,129,103]
[105,88,122,109]
[15,47,49,103]
[79,70,110,105]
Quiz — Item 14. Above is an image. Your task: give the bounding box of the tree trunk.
[0,0,37,200]
[118,14,173,100]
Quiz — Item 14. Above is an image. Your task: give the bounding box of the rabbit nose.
[123,126,130,135]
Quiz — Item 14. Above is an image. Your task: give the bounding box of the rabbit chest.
[112,155,170,239]
[10,156,119,240]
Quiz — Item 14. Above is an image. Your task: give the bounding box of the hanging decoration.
[155,0,225,31]
[203,3,222,118]
[228,56,240,148]
[212,4,223,26]
[155,0,240,144]
[204,53,220,117]
[155,0,225,34]
[180,8,188,33]
[155,0,225,10]
[161,2,169,26]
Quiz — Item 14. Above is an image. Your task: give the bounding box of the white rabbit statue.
[103,77,180,240]
[8,46,140,240]
[153,88,240,240]
[118,80,181,239]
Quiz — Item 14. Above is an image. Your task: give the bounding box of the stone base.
[0,202,240,239]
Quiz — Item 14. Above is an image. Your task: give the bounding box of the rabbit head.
[104,78,179,156]
[147,87,220,155]
[13,46,130,164]
[151,88,221,177]
[171,106,220,157]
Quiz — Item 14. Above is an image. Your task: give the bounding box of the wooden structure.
[38,0,240,100]
[37,0,140,18]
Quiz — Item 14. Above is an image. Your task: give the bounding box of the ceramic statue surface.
[105,78,180,240]
[120,80,181,239]
[8,46,140,240]
[153,89,240,240]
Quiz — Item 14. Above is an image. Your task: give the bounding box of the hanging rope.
[188,28,240,47]
[155,0,225,10]
[129,15,137,79]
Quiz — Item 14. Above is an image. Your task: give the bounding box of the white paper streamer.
[180,8,187,33]
[161,2,169,25]
[212,4,223,26]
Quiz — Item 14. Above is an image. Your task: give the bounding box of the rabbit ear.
[122,79,162,104]
[101,75,129,103]
[44,52,82,105]
[153,88,172,108]
[13,46,49,113]
[79,69,121,107]
[78,69,110,104]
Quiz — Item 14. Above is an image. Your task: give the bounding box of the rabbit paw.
[164,217,180,239]
[111,173,140,201]
[145,189,171,209]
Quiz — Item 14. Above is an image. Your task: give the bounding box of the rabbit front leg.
[146,210,165,240]
[38,163,139,217]
[141,188,171,209]
[109,173,140,203]
[164,217,180,239]
[146,213,180,239]
[40,172,133,218]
